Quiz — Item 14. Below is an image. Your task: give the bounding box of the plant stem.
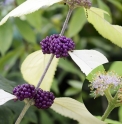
[101,103,114,121]
[15,100,33,124]
[15,7,74,124]
[60,7,74,36]
[101,89,119,121]
[113,90,120,107]
[36,7,74,89]
[104,89,113,102]
[35,54,54,89]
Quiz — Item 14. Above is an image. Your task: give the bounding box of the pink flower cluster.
[89,71,122,96]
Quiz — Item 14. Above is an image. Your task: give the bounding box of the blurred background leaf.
[0,21,13,55]
[108,61,122,76]
[67,7,87,37]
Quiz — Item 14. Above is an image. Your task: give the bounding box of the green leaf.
[97,0,112,23]
[16,0,25,5]
[68,80,83,89]
[64,88,80,96]
[0,21,13,55]
[0,74,16,93]
[68,8,86,37]
[51,97,105,124]
[87,7,122,47]
[104,118,122,124]
[5,101,24,115]
[107,0,122,11]
[6,101,37,123]
[0,106,14,124]
[25,108,38,123]
[15,18,36,43]
[0,47,23,76]
[49,108,70,124]
[21,119,29,124]
[118,106,122,122]
[26,11,42,30]
[58,58,83,79]
[108,61,122,76]
[40,111,54,124]
[51,79,60,95]
[21,50,59,91]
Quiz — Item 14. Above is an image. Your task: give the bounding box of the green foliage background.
[0,0,122,123]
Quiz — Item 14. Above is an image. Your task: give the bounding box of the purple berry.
[13,84,36,101]
[34,88,55,109]
[40,34,75,58]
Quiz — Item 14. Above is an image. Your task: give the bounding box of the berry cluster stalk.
[15,7,74,124]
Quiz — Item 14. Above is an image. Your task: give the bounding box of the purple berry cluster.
[34,88,55,109]
[13,84,35,101]
[13,84,55,109]
[40,34,75,58]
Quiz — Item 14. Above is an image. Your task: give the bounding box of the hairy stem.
[35,54,54,89]
[15,100,34,124]
[15,7,74,124]
[60,7,74,36]
[36,7,74,89]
